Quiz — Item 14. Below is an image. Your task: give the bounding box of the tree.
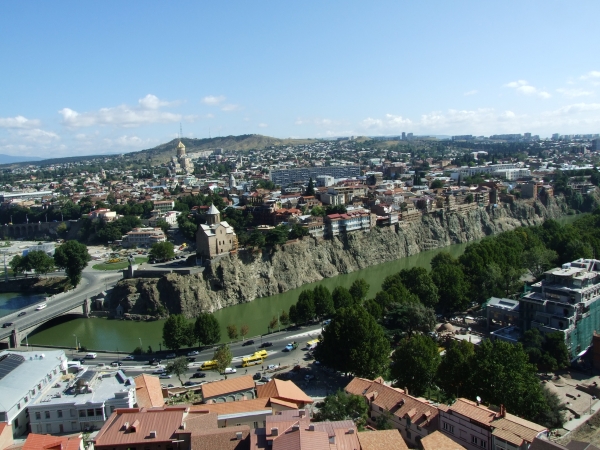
[213,344,233,374]
[305,177,315,196]
[194,313,221,346]
[240,324,249,341]
[279,309,290,328]
[332,286,354,309]
[349,279,370,303]
[295,290,316,324]
[436,340,475,398]
[313,390,369,427]
[363,299,383,320]
[375,410,394,430]
[247,230,266,248]
[391,334,440,397]
[430,253,470,312]
[226,324,238,340]
[269,315,279,332]
[395,268,439,308]
[314,306,390,378]
[149,241,175,261]
[25,250,55,276]
[9,255,24,278]
[156,219,171,235]
[54,240,91,287]
[534,386,566,429]
[162,314,191,351]
[522,246,558,280]
[383,302,436,338]
[430,179,444,189]
[266,225,289,247]
[313,285,335,319]
[165,356,189,385]
[288,304,298,325]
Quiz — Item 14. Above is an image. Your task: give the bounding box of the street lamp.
[72,334,78,357]
[139,338,142,351]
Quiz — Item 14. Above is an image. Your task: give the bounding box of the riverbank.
[108,197,569,318]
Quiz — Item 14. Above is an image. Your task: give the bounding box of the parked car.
[260,376,272,383]
[187,350,199,356]
[191,372,206,379]
[184,381,200,387]
[222,367,237,374]
[253,372,262,380]
[242,340,255,346]
[259,342,273,348]
[284,343,298,352]
[159,374,172,379]
[166,353,176,359]
[267,364,278,370]
[123,355,135,360]
[110,361,123,367]
[152,368,166,374]
[17,311,26,317]
[149,359,162,365]
[187,357,196,362]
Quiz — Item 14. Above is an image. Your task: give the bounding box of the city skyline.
[1,0,599,157]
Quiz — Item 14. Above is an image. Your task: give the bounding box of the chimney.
[329,436,336,444]
[347,428,355,434]
[149,431,157,438]
[292,425,300,431]
[236,431,243,441]
[299,410,306,418]
[308,424,315,431]
[271,427,279,437]
[500,404,506,418]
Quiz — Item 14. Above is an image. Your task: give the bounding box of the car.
[259,342,273,348]
[17,311,26,317]
[110,361,123,367]
[260,376,272,383]
[267,364,278,370]
[152,368,166,374]
[191,372,206,379]
[167,384,174,388]
[284,343,295,352]
[35,303,47,311]
[123,355,135,361]
[166,353,176,359]
[159,374,172,379]
[242,339,255,346]
[253,372,262,380]
[187,350,199,356]
[149,359,162,365]
[222,367,236,374]
[77,358,86,364]
[184,381,200,387]
[2,322,14,328]
[187,357,196,363]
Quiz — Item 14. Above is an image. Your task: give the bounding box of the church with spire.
[196,204,238,261]
[168,138,194,175]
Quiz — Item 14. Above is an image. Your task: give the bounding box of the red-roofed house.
[0,423,13,450]
[17,433,83,450]
[255,379,313,409]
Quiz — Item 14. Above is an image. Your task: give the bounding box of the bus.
[200,360,218,370]
[252,350,268,359]
[306,339,320,350]
[242,354,264,367]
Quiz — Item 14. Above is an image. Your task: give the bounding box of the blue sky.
[1,1,599,157]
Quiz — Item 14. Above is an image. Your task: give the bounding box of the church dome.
[177,141,185,149]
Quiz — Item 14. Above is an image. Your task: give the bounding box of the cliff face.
[109,198,569,317]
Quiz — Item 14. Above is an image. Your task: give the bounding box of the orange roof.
[190,425,250,450]
[272,428,330,450]
[21,433,82,450]
[268,398,301,409]
[134,374,165,408]
[256,379,313,405]
[201,375,256,400]
[189,398,272,416]
[491,414,546,445]
[357,430,408,450]
[94,408,185,447]
[344,377,376,396]
[440,398,497,426]
[421,430,466,450]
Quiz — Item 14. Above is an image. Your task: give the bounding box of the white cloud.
[464,90,478,96]
[202,95,226,105]
[360,114,412,130]
[258,123,268,128]
[295,117,344,127]
[58,95,184,128]
[504,80,551,99]
[17,128,60,144]
[0,115,41,129]
[556,88,594,98]
[581,71,600,80]
[221,104,241,112]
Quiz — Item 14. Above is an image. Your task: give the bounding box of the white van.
[85,352,97,359]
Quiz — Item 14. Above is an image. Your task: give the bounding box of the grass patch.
[92,257,148,271]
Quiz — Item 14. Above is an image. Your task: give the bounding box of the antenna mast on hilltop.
[179,123,183,141]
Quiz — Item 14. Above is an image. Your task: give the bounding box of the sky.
[1,0,600,158]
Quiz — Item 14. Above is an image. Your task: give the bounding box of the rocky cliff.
[109,198,570,318]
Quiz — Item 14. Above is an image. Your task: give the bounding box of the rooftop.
[201,375,255,400]
[133,374,164,408]
[420,430,466,450]
[255,379,313,405]
[357,429,409,450]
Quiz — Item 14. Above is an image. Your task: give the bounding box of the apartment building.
[324,210,373,237]
[449,164,527,181]
[28,369,136,434]
[0,350,68,437]
[269,165,360,187]
[153,200,175,213]
[121,227,166,248]
[520,258,600,359]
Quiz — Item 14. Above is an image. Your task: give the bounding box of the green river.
[27,214,584,352]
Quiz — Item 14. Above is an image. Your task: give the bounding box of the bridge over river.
[0,269,122,348]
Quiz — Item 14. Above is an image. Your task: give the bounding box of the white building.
[0,350,68,437]
[121,227,166,248]
[28,368,136,434]
[449,164,529,181]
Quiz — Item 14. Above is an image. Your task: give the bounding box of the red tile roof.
[357,429,409,450]
[201,375,256,400]
[420,430,466,450]
[21,433,82,450]
[134,374,165,408]
[256,379,313,405]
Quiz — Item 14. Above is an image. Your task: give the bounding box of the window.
[46,424,52,433]
[480,439,487,448]
[442,422,454,434]
[406,431,412,440]
[36,424,42,433]
[472,435,478,444]
[14,418,18,428]
[35,412,41,420]
[17,403,20,410]
[95,408,103,416]
[379,406,384,412]
[78,410,86,418]
[87,409,94,417]
[45,411,50,419]
[70,410,76,417]
[58,410,63,418]
[253,422,259,429]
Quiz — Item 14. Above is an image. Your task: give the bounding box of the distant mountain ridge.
[0,154,42,164]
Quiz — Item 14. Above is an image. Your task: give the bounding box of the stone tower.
[206,204,221,225]
[176,140,186,158]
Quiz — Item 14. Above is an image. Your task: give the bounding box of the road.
[43,323,327,387]
[0,265,123,340]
